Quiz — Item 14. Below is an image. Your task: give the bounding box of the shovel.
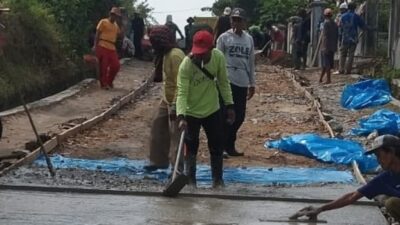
[162,131,188,197]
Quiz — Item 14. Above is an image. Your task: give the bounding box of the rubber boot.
[211,155,224,188]
[184,154,197,186]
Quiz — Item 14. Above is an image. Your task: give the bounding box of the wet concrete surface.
[0,165,372,203]
[0,189,386,225]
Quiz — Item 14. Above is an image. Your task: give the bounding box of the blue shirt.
[358,171,400,199]
[340,11,365,44]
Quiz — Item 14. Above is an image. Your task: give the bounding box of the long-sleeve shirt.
[216,29,256,88]
[176,49,233,118]
[339,11,366,45]
[163,48,185,105]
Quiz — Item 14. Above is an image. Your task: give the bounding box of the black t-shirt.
[321,19,338,52]
[215,15,231,38]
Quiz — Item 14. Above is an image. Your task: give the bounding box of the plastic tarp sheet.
[341,79,392,110]
[351,109,400,136]
[266,134,379,173]
[34,155,354,186]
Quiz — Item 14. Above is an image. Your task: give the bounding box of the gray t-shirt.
[216,29,256,87]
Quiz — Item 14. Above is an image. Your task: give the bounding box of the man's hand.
[177,115,187,132]
[247,86,255,100]
[289,206,322,220]
[226,108,235,125]
[169,109,177,121]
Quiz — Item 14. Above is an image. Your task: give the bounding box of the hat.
[324,8,333,16]
[187,17,195,23]
[191,30,213,55]
[110,7,121,17]
[365,134,400,155]
[223,7,232,16]
[231,8,246,19]
[339,2,348,9]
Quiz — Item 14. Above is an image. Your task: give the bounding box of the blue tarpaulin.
[266,134,379,173]
[351,109,400,136]
[341,79,392,110]
[34,155,354,186]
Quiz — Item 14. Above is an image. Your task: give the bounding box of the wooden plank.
[0,137,58,176]
[271,66,336,138]
[80,115,103,130]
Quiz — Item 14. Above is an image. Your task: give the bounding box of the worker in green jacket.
[176,30,235,188]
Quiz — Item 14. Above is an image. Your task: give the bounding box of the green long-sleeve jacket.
[176,48,233,118]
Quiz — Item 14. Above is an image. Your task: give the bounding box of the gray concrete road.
[0,189,387,225]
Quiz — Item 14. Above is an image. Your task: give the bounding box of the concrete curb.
[272,66,335,138]
[0,79,97,117]
[0,58,132,117]
[0,72,154,177]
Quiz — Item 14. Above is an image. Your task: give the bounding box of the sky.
[145,0,216,35]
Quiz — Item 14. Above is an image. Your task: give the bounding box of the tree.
[38,0,153,55]
[211,0,261,24]
[260,0,308,24]
[211,0,310,25]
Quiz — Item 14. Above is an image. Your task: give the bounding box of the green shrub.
[0,0,84,110]
[376,65,400,82]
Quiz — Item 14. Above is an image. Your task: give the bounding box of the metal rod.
[20,96,55,177]
[172,131,185,181]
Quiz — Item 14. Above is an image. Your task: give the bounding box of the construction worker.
[335,2,348,26]
[319,8,338,84]
[213,7,232,44]
[291,134,400,222]
[176,30,235,188]
[337,2,367,75]
[165,15,184,41]
[216,8,255,157]
[184,17,195,52]
[290,16,304,70]
[144,26,185,172]
[131,13,145,59]
[93,7,122,89]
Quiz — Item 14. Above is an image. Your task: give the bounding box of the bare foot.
[324,80,331,84]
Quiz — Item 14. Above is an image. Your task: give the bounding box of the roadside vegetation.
[0,0,151,111]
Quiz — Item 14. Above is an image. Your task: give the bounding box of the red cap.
[191,30,213,55]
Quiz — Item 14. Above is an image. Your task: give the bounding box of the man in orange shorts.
[93,7,122,89]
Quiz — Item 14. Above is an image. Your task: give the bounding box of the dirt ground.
[293,68,400,147]
[58,63,327,168]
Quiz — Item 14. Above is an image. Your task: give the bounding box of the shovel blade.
[162,174,189,197]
